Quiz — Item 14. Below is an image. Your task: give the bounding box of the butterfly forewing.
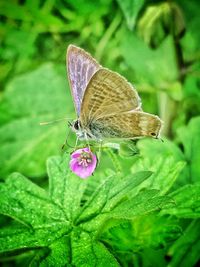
[67,45,101,115]
[80,68,141,126]
[66,44,163,141]
[89,111,162,139]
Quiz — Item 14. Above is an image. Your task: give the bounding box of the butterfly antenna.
[39,117,71,126]
[68,121,73,127]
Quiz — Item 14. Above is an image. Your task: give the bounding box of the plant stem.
[95,12,122,61]
[159,3,185,138]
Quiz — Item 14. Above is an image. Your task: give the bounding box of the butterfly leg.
[74,136,79,151]
[62,127,72,150]
[84,132,91,151]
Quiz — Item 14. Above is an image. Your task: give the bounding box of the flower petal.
[69,147,97,179]
[86,163,96,176]
[71,149,82,158]
[72,164,92,179]
[71,153,80,159]
[82,147,90,153]
[69,158,79,172]
[71,147,90,158]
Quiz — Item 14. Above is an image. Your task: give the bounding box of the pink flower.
[69,148,97,179]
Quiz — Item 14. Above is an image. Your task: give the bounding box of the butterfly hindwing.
[89,111,162,139]
[67,45,101,115]
[80,68,141,126]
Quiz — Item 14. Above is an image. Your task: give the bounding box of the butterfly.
[67,45,162,142]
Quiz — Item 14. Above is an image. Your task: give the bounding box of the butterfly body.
[67,45,163,141]
[71,119,98,140]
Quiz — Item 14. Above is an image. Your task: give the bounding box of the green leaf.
[119,140,139,157]
[0,1,66,32]
[137,157,185,195]
[104,171,153,211]
[0,1,31,20]
[0,146,190,265]
[137,138,185,162]
[161,183,200,218]
[131,139,186,193]
[109,189,171,219]
[183,70,200,100]
[47,156,88,220]
[137,2,185,47]
[0,63,73,178]
[32,236,71,267]
[76,176,114,224]
[176,116,200,183]
[0,155,126,265]
[121,32,178,87]
[178,0,200,60]
[81,190,172,234]
[76,171,152,232]
[71,230,120,267]
[116,0,145,30]
[29,247,50,267]
[0,222,69,253]
[0,173,66,227]
[167,219,200,267]
[100,215,182,253]
[0,169,73,255]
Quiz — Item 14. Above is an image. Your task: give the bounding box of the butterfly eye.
[74,120,80,130]
[151,132,156,137]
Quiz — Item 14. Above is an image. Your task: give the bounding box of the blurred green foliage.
[0,0,200,266]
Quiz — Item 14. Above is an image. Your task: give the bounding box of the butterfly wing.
[80,68,141,126]
[89,111,162,139]
[67,45,101,115]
